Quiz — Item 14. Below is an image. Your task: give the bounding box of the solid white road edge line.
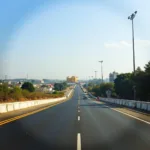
[92,100,150,125]
[111,108,150,125]
[78,116,80,121]
[77,133,81,150]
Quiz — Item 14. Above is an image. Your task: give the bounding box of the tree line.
[85,61,150,101]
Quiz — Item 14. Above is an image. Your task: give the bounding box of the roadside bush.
[21,82,35,92]
[9,87,23,101]
[53,91,58,94]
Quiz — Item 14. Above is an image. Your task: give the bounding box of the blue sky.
[1,0,150,79]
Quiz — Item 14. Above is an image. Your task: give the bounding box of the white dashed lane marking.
[77,133,81,150]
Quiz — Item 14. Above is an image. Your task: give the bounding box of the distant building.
[109,71,118,82]
[67,76,78,83]
[40,80,44,84]
[40,84,53,93]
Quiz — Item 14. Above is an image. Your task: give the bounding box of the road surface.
[0,85,150,150]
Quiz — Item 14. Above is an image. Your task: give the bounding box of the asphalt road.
[0,85,150,150]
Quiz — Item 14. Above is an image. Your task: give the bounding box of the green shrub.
[9,87,23,101]
[21,82,35,92]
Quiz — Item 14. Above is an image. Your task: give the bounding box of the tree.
[31,80,35,84]
[133,65,150,101]
[99,82,115,97]
[91,83,115,97]
[92,85,100,96]
[144,61,150,74]
[114,64,150,101]
[54,82,67,91]
[135,66,142,74]
[114,73,134,99]
[21,82,35,92]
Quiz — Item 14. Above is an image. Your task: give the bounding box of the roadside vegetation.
[54,82,67,91]
[85,61,150,101]
[0,82,64,103]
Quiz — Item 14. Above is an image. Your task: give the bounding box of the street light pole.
[128,11,137,75]
[99,61,103,82]
[128,11,137,100]
[95,71,97,79]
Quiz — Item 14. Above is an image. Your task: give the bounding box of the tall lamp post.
[128,11,137,75]
[95,71,97,79]
[99,61,103,82]
[128,11,137,100]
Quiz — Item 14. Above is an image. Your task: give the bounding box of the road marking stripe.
[92,100,150,125]
[0,100,67,126]
[78,110,80,113]
[111,108,150,125]
[77,133,81,150]
[78,116,80,121]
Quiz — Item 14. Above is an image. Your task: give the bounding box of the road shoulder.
[92,99,150,123]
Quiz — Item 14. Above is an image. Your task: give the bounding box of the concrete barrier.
[148,103,150,111]
[89,92,150,112]
[141,102,148,110]
[0,104,7,113]
[128,101,136,108]
[0,88,75,114]
[13,102,20,110]
[136,102,141,109]
[7,103,14,112]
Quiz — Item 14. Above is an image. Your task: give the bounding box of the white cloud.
[104,40,150,49]
[104,43,121,49]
